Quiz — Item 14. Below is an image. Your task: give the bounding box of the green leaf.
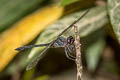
[3,50,31,75]
[34,75,49,80]
[107,0,120,43]
[28,6,108,61]
[60,0,79,6]
[85,38,105,71]
[22,68,35,80]
[0,0,44,32]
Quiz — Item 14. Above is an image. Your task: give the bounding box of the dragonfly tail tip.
[15,47,24,51]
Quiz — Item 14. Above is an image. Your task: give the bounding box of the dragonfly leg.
[65,47,76,61]
[67,46,76,59]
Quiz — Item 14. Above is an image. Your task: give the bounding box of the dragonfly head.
[67,36,74,45]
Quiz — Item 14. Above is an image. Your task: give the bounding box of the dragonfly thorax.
[53,36,74,48]
[53,36,66,48]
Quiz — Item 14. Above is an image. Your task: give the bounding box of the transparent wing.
[26,45,51,70]
[53,36,66,48]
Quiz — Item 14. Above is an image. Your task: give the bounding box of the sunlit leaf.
[0,4,63,71]
[34,75,49,80]
[29,6,108,61]
[61,0,79,6]
[22,68,35,80]
[107,0,120,43]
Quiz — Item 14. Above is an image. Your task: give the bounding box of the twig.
[74,25,82,80]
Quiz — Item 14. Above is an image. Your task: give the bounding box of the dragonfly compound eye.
[67,36,74,44]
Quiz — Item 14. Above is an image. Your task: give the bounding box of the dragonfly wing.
[26,45,50,70]
[53,36,66,48]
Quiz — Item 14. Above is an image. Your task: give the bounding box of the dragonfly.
[15,10,89,70]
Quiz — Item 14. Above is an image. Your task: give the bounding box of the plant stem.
[74,25,82,80]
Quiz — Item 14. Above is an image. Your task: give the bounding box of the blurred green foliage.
[107,0,120,43]
[34,75,49,80]
[22,68,35,80]
[0,0,44,32]
[85,38,105,71]
[60,0,79,6]
[0,0,120,80]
